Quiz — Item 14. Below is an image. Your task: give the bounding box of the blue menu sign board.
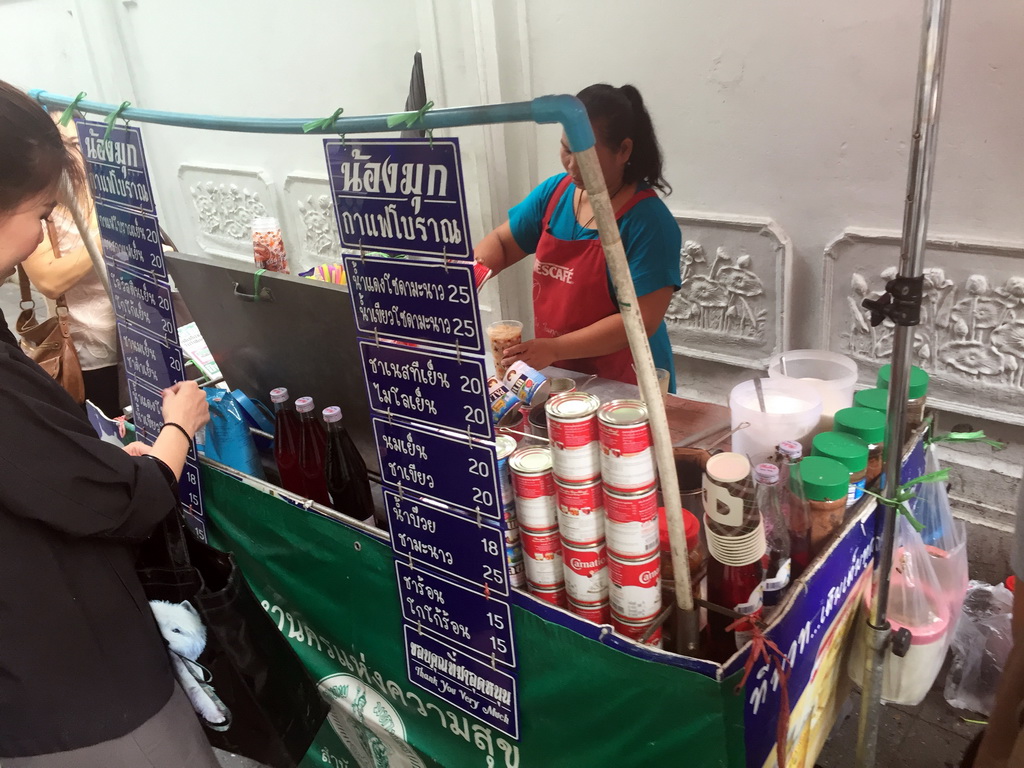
[78,120,206,531]
[108,266,177,344]
[126,378,165,444]
[344,257,482,354]
[395,561,515,667]
[119,324,183,391]
[375,418,500,519]
[77,122,157,215]
[325,138,472,260]
[403,626,519,739]
[385,490,508,594]
[95,201,166,280]
[360,342,491,439]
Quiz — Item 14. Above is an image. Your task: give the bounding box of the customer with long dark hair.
[0,79,217,767]
[475,83,682,390]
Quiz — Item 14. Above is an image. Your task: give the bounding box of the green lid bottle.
[811,432,869,473]
[853,388,889,413]
[877,364,930,400]
[790,456,851,501]
[833,407,886,445]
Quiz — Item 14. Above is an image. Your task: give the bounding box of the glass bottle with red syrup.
[776,440,811,579]
[322,406,375,525]
[271,387,305,496]
[702,452,767,662]
[295,396,330,506]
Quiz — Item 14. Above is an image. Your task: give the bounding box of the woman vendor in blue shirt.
[475,83,682,391]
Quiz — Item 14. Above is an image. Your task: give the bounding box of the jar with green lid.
[811,432,869,508]
[877,364,930,432]
[833,407,887,485]
[792,456,850,556]
[853,388,889,414]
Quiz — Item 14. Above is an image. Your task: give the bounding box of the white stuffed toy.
[150,599,230,730]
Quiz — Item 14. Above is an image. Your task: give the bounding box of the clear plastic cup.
[488,320,523,378]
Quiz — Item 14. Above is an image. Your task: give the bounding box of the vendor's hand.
[161,381,209,437]
[502,337,561,372]
[123,441,153,457]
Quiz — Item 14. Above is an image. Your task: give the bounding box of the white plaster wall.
[523,0,1024,350]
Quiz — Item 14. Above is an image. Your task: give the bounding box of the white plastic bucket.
[729,379,823,466]
[768,349,858,429]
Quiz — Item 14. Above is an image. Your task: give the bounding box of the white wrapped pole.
[574,147,699,652]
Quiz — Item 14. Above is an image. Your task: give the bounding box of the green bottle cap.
[853,388,889,413]
[877,364,930,400]
[790,456,850,502]
[833,407,887,445]
[811,432,869,473]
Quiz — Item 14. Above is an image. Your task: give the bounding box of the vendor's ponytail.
[576,83,671,196]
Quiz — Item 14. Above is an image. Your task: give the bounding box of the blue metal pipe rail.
[28,90,595,151]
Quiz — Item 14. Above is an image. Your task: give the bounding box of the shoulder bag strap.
[44,218,73,338]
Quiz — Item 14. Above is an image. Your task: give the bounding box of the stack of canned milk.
[495,434,527,589]
[508,392,662,647]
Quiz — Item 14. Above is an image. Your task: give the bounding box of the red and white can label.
[568,598,610,624]
[548,411,599,450]
[515,496,558,532]
[603,486,659,524]
[529,584,567,607]
[511,468,555,500]
[605,517,660,559]
[608,552,662,621]
[520,530,564,587]
[599,421,656,492]
[556,481,605,545]
[550,443,601,483]
[611,611,663,647]
[561,541,608,602]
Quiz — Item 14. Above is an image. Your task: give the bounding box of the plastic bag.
[849,515,952,705]
[944,580,1014,715]
[912,444,969,627]
[198,389,265,479]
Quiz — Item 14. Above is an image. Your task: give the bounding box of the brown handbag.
[15,218,86,403]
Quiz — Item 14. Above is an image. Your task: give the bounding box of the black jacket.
[0,310,177,757]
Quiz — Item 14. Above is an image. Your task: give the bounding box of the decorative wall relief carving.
[666,213,790,368]
[823,228,1024,425]
[283,174,343,275]
[178,165,278,260]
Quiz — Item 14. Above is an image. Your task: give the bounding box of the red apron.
[533,176,656,384]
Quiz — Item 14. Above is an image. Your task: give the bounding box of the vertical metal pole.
[855,1,951,765]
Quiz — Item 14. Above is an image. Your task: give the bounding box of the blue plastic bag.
[198,389,265,479]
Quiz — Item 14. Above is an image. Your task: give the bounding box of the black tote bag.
[138,513,328,768]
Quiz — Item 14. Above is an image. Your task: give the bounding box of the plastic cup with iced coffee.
[488,320,523,378]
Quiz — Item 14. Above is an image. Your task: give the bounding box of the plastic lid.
[754,463,780,484]
[295,396,314,414]
[790,457,850,501]
[853,388,889,413]
[322,406,342,423]
[704,516,766,566]
[833,407,886,445]
[812,432,869,473]
[777,440,803,460]
[706,452,751,484]
[658,507,700,552]
[270,387,289,404]
[252,216,280,231]
[877,364,930,400]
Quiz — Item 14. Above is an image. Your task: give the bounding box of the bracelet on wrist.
[161,422,193,444]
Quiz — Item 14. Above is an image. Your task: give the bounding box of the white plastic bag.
[944,581,1014,715]
[849,515,952,705]
[912,444,969,627]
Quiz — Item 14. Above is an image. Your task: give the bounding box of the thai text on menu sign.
[76,120,206,538]
[326,137,518,738]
